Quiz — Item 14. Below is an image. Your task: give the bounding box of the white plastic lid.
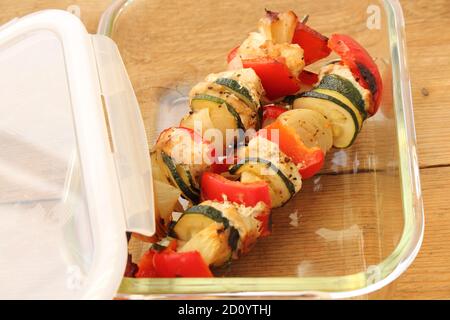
[0,10,155,299]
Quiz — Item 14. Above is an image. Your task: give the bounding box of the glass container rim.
[98,0,424,299]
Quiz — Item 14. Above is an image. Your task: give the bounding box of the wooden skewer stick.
[301,14,310,24]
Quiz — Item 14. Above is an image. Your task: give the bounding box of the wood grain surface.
[1,0,449,300]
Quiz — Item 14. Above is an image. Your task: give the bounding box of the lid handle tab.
[91,35,155,236]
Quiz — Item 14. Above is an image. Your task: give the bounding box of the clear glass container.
[99,0,424,299]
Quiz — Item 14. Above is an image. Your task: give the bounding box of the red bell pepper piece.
[135,242,213,278]
[263,120,325,179]
[292,22,331,66]
[242,57,301,101]
[255,209,272,238]
[210,162,231,175]
[135,250,157,278]
[328,34,383,116]
[201,172,272,236]
[298,70,319,86]
[201,172,271,208]
[210,154,238,174]
[261,104,288,128]
[152,251,213,278]
[163,238,178,252]
[227,46,240,64]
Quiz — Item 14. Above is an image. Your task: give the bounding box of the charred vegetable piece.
[328,34,383,115]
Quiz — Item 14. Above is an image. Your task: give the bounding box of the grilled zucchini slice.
[314,88,363,128]
[232,136,302,207]
[214,78,257,110]
[205,68,264,110]
[317,74,367,119]
[230,158,299,208]
[171,205,230,241]
[160,151,200,203]
[190,81,258,131]
[191,94,245,135]
[294,91,360,148]
[171,204,240,252]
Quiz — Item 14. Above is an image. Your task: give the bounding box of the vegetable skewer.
[132,9,383,278]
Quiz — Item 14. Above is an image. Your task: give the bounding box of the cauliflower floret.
[238,32,305,78]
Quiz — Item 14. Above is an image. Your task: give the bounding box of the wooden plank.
[391,166,450,300]
[400,0,450,168]
[0,0,111,33]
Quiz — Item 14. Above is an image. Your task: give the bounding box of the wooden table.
[1,0,449,300]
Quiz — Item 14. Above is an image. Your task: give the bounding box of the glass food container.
[98,0,423,299]
[0,0,423,300]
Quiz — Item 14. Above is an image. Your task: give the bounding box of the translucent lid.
[0,10,154,299]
